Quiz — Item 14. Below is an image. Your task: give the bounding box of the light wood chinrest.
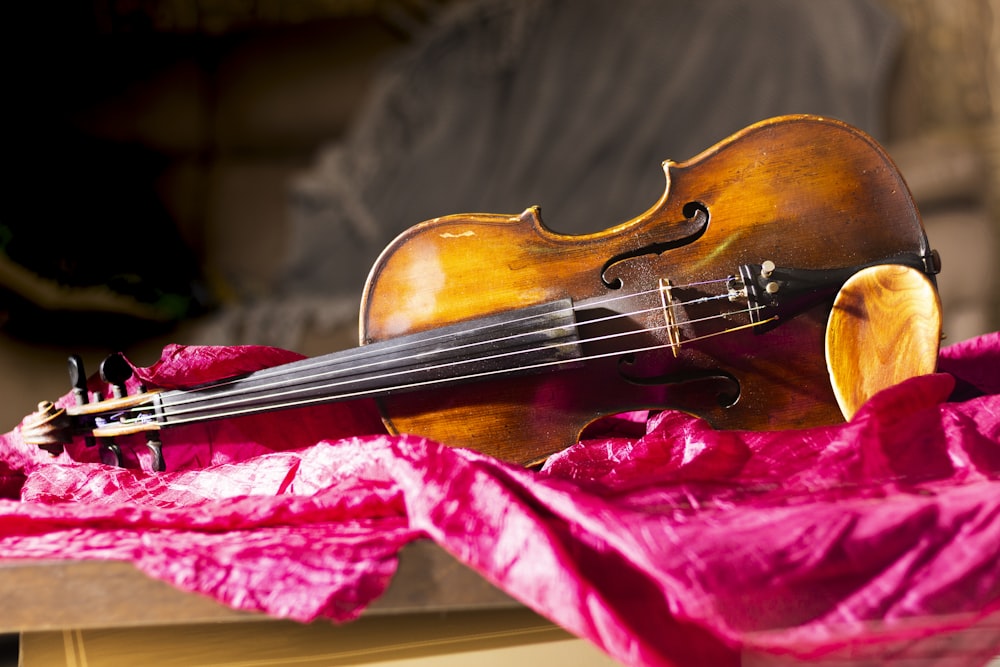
[825,264,942,420]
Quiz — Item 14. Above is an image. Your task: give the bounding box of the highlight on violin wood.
[825,264,942,420]
[19,114,943,468]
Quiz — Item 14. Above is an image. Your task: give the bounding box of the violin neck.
[154,300,583,427]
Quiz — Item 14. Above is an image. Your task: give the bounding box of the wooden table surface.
[0,540,516,633]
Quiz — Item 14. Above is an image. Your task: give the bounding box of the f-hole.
[618,356,742,409]
[601,201,710,289]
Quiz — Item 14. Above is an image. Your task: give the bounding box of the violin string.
[155,292,735,415]
[112,283,760,424]
[117,278,741,417]
[153,310,776,427]
[164,281,741,416]
[179,276,736,391]
[115,292,770,426]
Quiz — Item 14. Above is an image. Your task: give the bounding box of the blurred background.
[0,0,997,434]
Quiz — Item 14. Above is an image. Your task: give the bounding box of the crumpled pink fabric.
[1,333,998,666]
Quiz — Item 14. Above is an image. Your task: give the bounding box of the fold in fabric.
[1,333,998,666]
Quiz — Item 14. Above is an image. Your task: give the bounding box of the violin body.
[361,115,935,464]
[23,115,940,468]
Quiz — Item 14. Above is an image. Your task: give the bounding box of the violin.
[22,115,942,468]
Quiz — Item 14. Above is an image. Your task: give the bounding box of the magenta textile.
[1,333,998,666]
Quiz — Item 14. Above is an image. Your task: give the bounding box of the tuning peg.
[67,355,90,406]
[99,441,122,467]
[100,352,133,399]
[146,436,165,472]
[66,354,100,451]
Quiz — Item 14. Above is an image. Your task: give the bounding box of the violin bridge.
[658,278,683,357]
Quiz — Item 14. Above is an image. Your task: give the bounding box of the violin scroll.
[21,353,166,470]
[22,401,73,455]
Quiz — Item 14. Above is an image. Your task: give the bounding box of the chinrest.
[825,264,942,419]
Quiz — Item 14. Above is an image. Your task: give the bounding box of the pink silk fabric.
[1,333,998,666]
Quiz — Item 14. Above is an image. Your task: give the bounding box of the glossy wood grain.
[361,115,935,463]
[825,265,942,419]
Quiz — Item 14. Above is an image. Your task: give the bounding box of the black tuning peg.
[99,441,122,467]
[67,354,90,406]
[146,436,165,472]
[100,352,133,399]
[67,354,99,451]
